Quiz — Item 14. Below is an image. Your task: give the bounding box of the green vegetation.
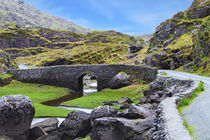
[79,136,91,140]
[14,30,143,66]
[0,81,72,118]
[178,81,205,114]
[0,73,12,79]
[183,117,197,139]
[62,84,148,109]
[178,81,204,139]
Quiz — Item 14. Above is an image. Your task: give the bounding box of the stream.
[18,64,97,125]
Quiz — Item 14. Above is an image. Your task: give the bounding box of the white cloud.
[71,18,93,28]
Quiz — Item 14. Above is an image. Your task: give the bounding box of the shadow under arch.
[77,71,99,94]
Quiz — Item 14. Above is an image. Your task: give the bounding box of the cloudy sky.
[25,0,194,35]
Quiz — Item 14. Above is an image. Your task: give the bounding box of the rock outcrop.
[0,49,17,73]
[0,95,35,140]
[146,0,209,73]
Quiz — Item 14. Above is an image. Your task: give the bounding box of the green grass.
[61,84,148,109]
[178,81,205,113]
[0,80,72,118]
[178,81,205,139]
[183,117,196,137]
[0,73,13,79]
[79,136,91,140]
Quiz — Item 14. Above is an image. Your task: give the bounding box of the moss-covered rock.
[0,49,17,73]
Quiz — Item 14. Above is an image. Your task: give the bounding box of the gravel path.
[159,70,210,140]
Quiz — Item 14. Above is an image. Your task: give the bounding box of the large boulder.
[127,42,143,53]
[91,106,118,121]
[187,5,210,19]
[91,117,154,140]
[108,73,131,89]
[0,95,35,140]
[145,52,168,68]
[58,111,91,140]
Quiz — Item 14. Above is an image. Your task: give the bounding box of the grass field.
[0,80,148,117]
[0,80,71,118]
[61,84,148,109]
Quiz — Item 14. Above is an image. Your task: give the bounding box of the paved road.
[159,70,210,140]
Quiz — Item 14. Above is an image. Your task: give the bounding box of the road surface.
[159,70,210,140]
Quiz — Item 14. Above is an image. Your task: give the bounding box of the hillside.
[144,0,210,76]
[0,0,89,33]
[0,27,144,66]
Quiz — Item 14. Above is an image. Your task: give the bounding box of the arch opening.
[78,73,98,95]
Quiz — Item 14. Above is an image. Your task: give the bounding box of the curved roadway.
[159,70,210,140]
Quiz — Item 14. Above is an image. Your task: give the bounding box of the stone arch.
[77,71,99,93]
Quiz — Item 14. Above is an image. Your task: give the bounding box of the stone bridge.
[9,64,157,92]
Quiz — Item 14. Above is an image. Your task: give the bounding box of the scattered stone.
[120,103,130,109]
[0,95,35,140]
[139,97,147,104]
[91,106,118,120]
[184,62,194,69]
[118,97,133,104]
[118,104,153,119]
[29,127,47,140]
[58,111,91,139]
[103,101,118,106]
[108,73,131,89]
[127,42,143,53]
[31,118,59,134]
[163,39,173,47]
[126,54,138,59]
[91,117,154,140]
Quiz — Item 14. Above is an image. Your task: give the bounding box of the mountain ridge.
[0,0,90,33]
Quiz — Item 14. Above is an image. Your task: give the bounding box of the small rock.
[118,104,153,119]
[120,103,130,109]
[29,127,47,140]
[139,97,148,104]
[31,118,59,133]
[91,106,118,120]
[126,54,138,59]
[150,94,159,103]
[118,97,133,104]
[103,101,118,106]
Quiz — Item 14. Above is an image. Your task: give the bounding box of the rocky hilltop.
[0,0,89,33]
[145,0,209,76]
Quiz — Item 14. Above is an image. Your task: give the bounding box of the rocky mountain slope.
[144,0,210,76]
[0,0,89,33]
[0,25,144,66]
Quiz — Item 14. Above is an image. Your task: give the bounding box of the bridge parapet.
[8,64,157,92]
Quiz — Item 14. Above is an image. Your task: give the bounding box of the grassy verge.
[178,81,205,139]
[178,81,205,113]
[0,80,72,118]
[61,84,149,109]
